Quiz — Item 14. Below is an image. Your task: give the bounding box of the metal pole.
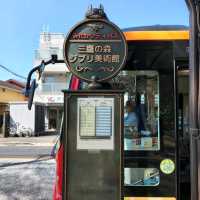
[185,0,199,199]
[2,112,6,138]
[197,2,200,198]
[173,60,180,200]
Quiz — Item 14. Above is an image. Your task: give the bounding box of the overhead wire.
[0,64,27,80]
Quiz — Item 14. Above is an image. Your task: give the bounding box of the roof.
[0,80,23,92]
[123,25,189,41]
[6,79,26,89]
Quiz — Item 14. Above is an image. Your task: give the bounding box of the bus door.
[120,69,177,200]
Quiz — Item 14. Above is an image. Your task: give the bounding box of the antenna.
[100,4,104,10]
[46,25,49,33]
[42,24,50,33]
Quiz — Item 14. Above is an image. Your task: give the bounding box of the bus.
[52,25,190,200]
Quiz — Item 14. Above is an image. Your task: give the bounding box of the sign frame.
[63,18,128,82]
[62,90,124,200]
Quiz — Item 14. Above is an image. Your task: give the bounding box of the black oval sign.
[63,19,127,82]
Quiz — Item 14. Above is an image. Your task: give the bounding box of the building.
[0,80,27,137]
[34,32,71,132]
[9,101,45,137]
[0,80,26,103]
[6,79,26,89]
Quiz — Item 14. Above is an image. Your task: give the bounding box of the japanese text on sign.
[63,20,127,82]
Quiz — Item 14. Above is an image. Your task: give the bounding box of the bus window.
[114,71,159,151]
[124,168,160,186]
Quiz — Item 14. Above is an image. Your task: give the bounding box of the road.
[0,157,56,200]
[0,146,52,157]
[0,140,56,200]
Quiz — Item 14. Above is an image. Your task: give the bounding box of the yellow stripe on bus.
[123,30,189,41]
[124,198,176,200]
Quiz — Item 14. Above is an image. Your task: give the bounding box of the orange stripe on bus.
[124,198,176,200]
[123,30,189,41]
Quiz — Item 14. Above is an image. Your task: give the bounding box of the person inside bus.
[124,100,138,126]
[124,100,139,150]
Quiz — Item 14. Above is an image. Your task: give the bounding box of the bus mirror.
[28,79,37,110]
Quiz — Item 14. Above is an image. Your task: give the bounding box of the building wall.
[34,32,65,66]
[9,102,35,133]
[0,104,8,114]
[34,32,70,104]
[0,87,26,103]
[33,32,70,132]
[0,86,27,134]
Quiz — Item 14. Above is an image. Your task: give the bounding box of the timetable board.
[77,97,114,150]
[78,98,113,138]
[79,106,96,137]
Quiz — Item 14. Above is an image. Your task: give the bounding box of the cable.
[0,64,27,80]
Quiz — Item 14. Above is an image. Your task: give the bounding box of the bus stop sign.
[62,6,125,200]
[63,17,127,82]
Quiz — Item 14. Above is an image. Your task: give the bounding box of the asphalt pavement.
[0,157,56,200]
[0,135,58,158]
[0,146,52,158]
[0,135,58,199]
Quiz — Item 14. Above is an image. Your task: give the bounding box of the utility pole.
[185,0,200,199]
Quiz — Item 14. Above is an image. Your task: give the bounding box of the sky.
[0,0,189,81]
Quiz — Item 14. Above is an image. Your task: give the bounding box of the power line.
[0,64,27,80]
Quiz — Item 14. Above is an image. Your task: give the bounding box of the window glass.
[113,70,159,151]
[124,168,160,186]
